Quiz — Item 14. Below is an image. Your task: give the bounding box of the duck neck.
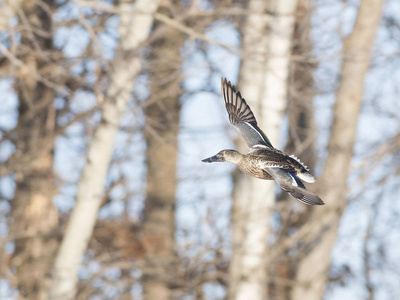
[226,150,243,165]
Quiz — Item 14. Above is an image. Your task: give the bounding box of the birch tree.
[229,0,298,299]
[49,1,160,299]
[291,0,384,299]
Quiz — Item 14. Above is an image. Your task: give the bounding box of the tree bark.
[285,0,316,168]
[141,16,185,299]
[291,1,384,299]
[271,1,316,298]
[49,1,160,299]
[229,0,298,299]
[9,1,59,299]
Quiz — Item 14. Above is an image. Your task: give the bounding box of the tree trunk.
[229,0,298,299]
[291,1,384,299]
[49,1,160,299]
[271,1,316,298]
[285,0,316,168]
[9,1,59,299]
[141,16,185,300]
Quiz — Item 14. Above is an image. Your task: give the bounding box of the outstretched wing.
[264,167,324,205]
[221,78,273,148]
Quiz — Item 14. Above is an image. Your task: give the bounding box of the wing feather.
[264,167,324,205]
[221,78,273,148]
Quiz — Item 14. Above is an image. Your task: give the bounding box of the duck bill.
[202,154,223,163]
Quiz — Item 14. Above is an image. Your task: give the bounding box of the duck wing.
[221,78,273,148]
[264,167,324,205]
[250,147,315,183]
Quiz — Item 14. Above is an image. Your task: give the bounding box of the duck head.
[202,150,242,164]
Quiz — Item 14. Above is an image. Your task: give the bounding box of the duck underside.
[238,166,274,180]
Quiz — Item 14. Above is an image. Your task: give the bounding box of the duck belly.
[239,165,273,180]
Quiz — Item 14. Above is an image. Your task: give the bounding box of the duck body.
[243,146,315,183]
[202,78,324,206]
[238,152,274,180]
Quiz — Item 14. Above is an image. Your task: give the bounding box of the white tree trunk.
[49,1,160,299]
[291,0,384,299]
[229,0,298,299]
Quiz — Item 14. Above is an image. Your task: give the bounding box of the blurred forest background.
[0,0,399,299]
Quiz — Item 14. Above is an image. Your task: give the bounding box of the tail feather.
[296,171,315,183]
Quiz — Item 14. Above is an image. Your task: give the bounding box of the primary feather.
[221,78,273,148]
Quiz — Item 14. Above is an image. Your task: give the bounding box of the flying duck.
[202,78,324,205]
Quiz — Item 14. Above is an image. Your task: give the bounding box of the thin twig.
[0,42,71,96]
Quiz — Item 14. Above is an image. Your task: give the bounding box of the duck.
[202,78,324,205]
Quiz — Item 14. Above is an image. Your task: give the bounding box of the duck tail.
[296,170,315,183]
